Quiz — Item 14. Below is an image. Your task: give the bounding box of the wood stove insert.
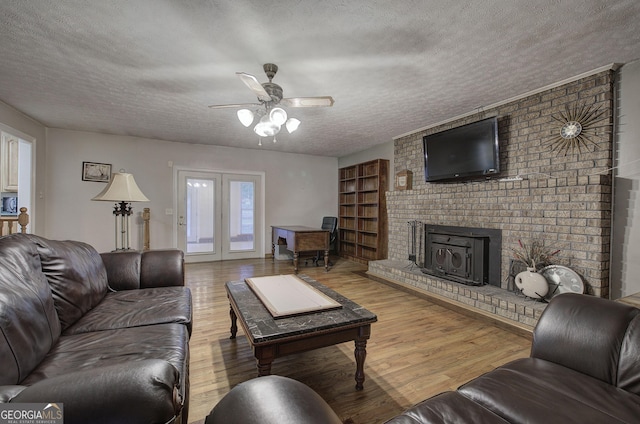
[422,225,502,287]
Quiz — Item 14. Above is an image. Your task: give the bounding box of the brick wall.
[388,71,614,297]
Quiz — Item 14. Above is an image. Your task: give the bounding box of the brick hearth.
[368,259,546,331]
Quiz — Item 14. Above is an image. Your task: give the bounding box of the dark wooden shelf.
[338,159,388,264]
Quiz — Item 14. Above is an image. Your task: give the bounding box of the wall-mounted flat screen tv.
[423,117,500,182]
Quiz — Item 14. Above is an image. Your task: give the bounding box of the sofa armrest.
[0,385,28,403]
[101,251,142,290]
[531,293,640,384]
[7,360,183,424]
[101,249,184,290]
[141,249,184,288]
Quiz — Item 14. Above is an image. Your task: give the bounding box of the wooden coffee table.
[225,275,377,390]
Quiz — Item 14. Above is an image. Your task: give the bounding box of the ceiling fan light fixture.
[269,107,288,126]
[254,115,280,137]
[286,118,301,133]
[237,109,254,127]
[208,63,333,145]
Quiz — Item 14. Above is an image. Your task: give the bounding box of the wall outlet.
[165,208,173,215]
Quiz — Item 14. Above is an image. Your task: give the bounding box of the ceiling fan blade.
[236,72,272,102]
[280,96,335,108]
[208,103,261,109]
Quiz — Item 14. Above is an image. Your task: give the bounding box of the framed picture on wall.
[82,162,111,182]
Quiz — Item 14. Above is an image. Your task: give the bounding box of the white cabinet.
[1,133,19,192]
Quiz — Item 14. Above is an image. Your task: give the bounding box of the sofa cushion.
[100,249,185,290]
[27,235,109,331]
[63,286,192,336]
[384,391,509,423]
[0,234,61,385]
[10,359,182,424]
[21,323,189,397]
[458,357,640,424]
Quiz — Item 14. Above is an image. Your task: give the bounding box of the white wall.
[45,129,337,253]
[611,60,640,299]
[338,141,394,179]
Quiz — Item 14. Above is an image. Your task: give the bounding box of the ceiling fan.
[208,63,334,144]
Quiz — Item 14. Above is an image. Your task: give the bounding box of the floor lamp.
[92,172,149,251]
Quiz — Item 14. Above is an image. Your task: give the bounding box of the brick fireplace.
[368,70,614,329]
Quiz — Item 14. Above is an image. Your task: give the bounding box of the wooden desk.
[272,225,330,273]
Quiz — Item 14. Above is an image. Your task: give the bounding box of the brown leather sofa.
[205,293,640,423]
[0,234,192,424]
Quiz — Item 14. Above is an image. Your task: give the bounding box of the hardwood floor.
[186,257,532,424]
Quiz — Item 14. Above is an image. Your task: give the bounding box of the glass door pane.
[177,170,221,263]
[228,180,255,252]
[186,177,215,254]
[222,174,262,260]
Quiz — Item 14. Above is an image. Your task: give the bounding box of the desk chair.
[306,216,338,267]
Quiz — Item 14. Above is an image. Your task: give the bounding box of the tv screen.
[423,117,500,182]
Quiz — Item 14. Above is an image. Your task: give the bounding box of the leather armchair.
[386,293,640,423]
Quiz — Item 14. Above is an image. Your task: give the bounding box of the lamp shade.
[286,118,301,133]
[254,115,281,137]
[237,109,254,127]
[269,107,288,126]
[92,173,150,202]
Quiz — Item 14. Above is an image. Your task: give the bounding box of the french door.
[177,170,262,263]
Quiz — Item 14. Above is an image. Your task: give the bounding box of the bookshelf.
[338,159,388,263]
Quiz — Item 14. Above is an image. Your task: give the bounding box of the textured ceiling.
[0,1,639,157]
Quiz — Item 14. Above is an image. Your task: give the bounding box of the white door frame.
[174,166,265,262]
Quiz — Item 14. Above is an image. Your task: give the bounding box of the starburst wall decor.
[547,103,611,156]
